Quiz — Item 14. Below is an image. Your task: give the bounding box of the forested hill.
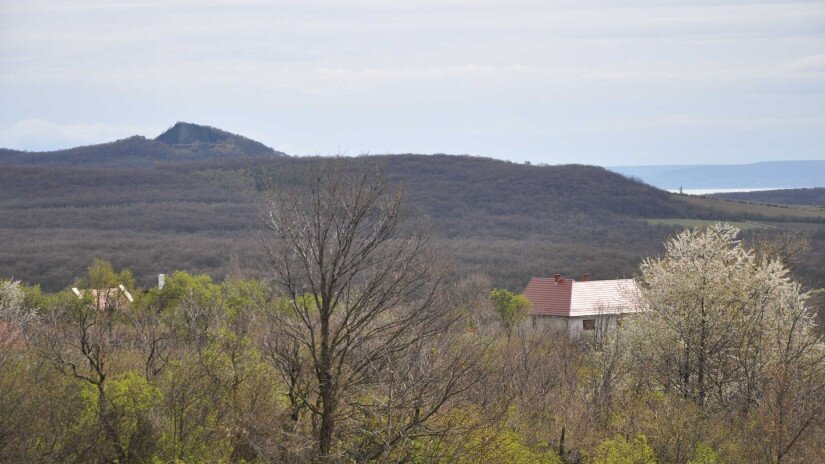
[155,122,280,158]
[0,157,679,290]
[371,155,708,227]
[713,188,825,207]
[0,122,286,167]
[3,127,825,291]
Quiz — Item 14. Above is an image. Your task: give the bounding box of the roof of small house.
[522,275,639,317]
[72,284,134,310]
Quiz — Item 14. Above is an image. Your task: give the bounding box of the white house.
[522,273,639,336]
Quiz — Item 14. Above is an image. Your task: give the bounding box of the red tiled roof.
[523,276,638,317]
[523,277,573,316]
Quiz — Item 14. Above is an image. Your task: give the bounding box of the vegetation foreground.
[1,165,823,464]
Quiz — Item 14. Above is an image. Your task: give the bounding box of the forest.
[4,151,825,294]
[1,165,823,463]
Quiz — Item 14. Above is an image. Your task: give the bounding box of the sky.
[1,0,824,165]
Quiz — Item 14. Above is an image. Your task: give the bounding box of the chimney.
[554,273,561,283]
[582,273,590,282]
[158,274,166,290]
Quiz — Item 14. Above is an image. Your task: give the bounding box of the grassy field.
[643,218,776,230]
[676,195,825,222]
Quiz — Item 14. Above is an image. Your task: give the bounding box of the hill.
[712,188,825,207]
[611,160,825,190]
[0,156,679,290]
[0,122,286,168]
[155,122,281,158]
[2,127,825,292]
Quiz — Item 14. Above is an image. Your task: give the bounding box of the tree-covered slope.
[0,122,286,168]
[2,128,824,291]
[0,154,692,290]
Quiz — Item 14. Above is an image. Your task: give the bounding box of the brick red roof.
[523,276,638,317]
[522,277,573,316]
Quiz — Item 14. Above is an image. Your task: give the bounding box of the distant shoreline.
[670,188,785,195]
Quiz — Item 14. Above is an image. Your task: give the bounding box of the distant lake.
[668,188,781,195]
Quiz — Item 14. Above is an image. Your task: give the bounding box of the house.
[522,273,639,336]
[72,284,134,311]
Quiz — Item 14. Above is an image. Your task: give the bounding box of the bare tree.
[260,161,477,462]
[750,229,811,267]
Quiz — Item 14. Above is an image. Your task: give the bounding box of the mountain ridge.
[0,122,287,167]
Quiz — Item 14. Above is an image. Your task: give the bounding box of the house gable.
[523,275,638,318]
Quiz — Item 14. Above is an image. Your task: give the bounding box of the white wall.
[532,314,619,337]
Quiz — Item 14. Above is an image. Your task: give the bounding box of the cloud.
[0,0,823,162]
[792,54,825,73]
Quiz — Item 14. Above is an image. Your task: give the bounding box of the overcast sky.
[1,0,823,165]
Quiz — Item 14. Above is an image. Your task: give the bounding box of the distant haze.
[1,1,824,165]
[611,160,825,190]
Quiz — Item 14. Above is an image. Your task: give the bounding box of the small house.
[522,273,639,336]
[72,284,134,311]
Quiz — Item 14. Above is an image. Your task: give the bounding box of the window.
[582,319,595,331]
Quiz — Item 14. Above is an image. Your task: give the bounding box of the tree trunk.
[318,306,336,461]
[98,383,128,464]
[698,299,707,406]
[558,426,566,459]
[318,384,337,461]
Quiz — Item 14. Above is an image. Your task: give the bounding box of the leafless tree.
[260,161,479,462]
[750,229,811,267]
[126,302,173,381]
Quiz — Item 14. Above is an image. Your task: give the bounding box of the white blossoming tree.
[629,224,825,463]
[0,279,24,316]
[0,279,27,354]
